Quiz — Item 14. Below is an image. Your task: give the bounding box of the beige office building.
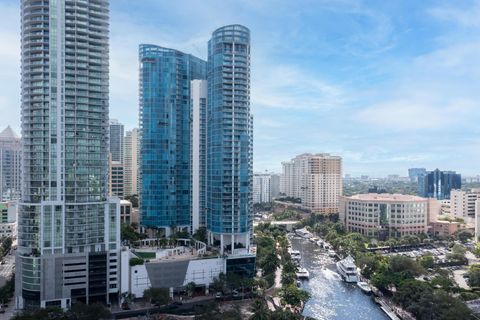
[124,128,140,196]
[339,193,428,238]
[450,189,480,219]
[281,153,342,214]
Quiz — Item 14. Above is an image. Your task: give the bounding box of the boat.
[295,228,313,239]
[336,255,358,283]
[296,267,310,279]
[316,240,323,247]
[357,281,372,294]
[328,249,336,257]
[309,237,319,243]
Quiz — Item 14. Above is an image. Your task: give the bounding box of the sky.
[1,0,480,177]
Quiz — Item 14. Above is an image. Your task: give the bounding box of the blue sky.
[1,0,480,176]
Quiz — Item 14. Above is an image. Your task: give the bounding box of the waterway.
[289,237,389,320]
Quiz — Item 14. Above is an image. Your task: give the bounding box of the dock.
[375,298,401,320]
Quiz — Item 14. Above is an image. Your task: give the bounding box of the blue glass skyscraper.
[207,25,253,254]
[418,169,461,200]
[139,45,206,235]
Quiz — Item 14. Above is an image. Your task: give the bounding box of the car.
[121,302,130,310]
[215,292,222,299]
[172,301,183,306]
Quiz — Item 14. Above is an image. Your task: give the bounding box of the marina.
[289,236,389,320]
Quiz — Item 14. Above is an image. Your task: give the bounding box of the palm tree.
[250,299,270,320]
[186,281,196,297]
[121,292,135,306]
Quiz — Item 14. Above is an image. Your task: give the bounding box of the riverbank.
[288,236,389,320]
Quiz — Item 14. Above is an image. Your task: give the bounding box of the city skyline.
[2,0,480,176]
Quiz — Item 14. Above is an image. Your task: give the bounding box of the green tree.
[121,292,136,305]
[448,244,467,263]
[281,271,296,287]
[192,226,208,243]
[279,284,310,307]
[456,230,472,243]
[468,264,480,287]
[143,287,170,305]
[186,281,196,297]
[419,255,435,269]
[430,275,454,292]
[249,299,270,320]
[389,255,423,277]
[129,257,144,266]
[69,302,111,319]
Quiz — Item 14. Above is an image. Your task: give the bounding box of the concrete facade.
[281,153,342,213]
[339,193,428,238]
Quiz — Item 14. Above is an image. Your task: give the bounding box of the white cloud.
[252,64,347,111]
[357,98,476,130]
[429,0,480,28]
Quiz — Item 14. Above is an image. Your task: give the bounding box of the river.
[289,237,389,320]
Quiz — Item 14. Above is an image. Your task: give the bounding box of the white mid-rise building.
[475,200,480,242]
[0,201,17,238]
[124,128,140,197]
[280,153,342,214]
[253,173,272,204]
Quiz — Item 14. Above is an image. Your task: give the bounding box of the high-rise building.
[191,80,208,233]
[0,126,22,201]
[139,44,206,236]
[270,173,280,199]
[124,128,139,197]
[206,25,253,255]
[280,161,295,196]
[280,153,342,213]
[475,200,480,242]
[449,189,480,218]
[109,158,124,198]
[408,168,426,183]
[109,119,124,163]
[417,169,461,200]
[252,173,280,204]
[17,0,120,309]
[253,173,272,204]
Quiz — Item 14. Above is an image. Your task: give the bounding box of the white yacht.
[295,228,313,239]
[310,237,320,244]
[357,281,372,294]
[328,249,336,257]
[336,255,359,283]
[296,267,310,279]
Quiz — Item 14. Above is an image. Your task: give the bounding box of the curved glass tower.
[207,25,253,254]
[18,0,120,309]
[139,45,206,235]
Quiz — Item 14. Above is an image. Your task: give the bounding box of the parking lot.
[381,246,451,263]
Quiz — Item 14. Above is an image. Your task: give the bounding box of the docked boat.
[328,249,336,257]
[296,267,310,279]
[357,281,372,294]
[295,228,313,239]
[336,255,358,283]
[309,237,320,244]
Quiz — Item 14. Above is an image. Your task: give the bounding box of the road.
[0,253,14,287]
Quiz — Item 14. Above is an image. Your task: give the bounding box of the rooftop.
[345,193,427,202]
